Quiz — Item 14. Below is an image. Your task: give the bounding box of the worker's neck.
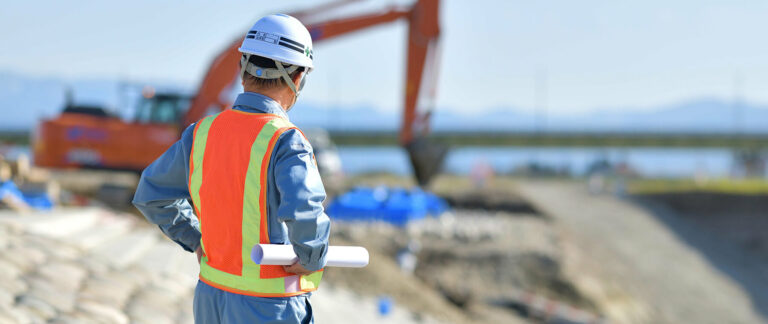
[244,85,294,112]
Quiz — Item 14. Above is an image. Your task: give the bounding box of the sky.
[1,0,767,115]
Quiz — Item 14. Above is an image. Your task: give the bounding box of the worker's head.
[240,55,306,109]
[238,14,314,111]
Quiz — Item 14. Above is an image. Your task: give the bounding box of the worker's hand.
[283,262,314,276]
[195,246,203,264]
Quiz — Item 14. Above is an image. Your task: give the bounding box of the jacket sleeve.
[273,129,331,271]
[132,124,201,253]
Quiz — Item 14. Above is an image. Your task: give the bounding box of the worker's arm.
[132,124,201,253]
[274,129,330,272]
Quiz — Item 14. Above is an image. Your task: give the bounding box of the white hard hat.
[239,14,314,69]
[238,14,313,102]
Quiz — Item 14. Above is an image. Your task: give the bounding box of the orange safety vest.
[188,109,323,297]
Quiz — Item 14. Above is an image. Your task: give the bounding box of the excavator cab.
[34,90,191,171]
[133,91,191,126]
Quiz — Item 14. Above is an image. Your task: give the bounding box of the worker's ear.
[291,71,304,85]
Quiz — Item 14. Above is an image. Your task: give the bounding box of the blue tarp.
[0,181,54,210]
[326,186,449,227]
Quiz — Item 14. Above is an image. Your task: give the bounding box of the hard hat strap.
[275,60,298,96]
[239,55,305,109]
[240,54,251,81]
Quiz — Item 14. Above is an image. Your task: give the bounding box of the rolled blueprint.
[251,244,369,268]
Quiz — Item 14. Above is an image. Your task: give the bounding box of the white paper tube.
[252,244,369,268]
[323,246,370,268]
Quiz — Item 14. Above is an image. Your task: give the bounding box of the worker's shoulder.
[276,127,313,153]
[178,122,197,147]
[182,122,197,136]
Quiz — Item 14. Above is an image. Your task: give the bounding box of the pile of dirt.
[325,231,476,324]
[324,175,611,323]
[325,209,600,323]
[440,189,540,214]
[431,177,541,214]
[412,211,598,315]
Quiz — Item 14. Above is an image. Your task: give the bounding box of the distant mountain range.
[2,71,767,133]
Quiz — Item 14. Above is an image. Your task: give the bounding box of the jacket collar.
[232,92,289,120]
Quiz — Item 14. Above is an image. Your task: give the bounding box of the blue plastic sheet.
[0,181,53,210]
[326,186,449,227]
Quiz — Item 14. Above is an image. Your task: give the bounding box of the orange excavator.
[33,0,445,185]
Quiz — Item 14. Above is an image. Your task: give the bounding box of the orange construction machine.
[34,0,445,185]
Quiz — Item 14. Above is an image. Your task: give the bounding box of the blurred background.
[1,0,767,323]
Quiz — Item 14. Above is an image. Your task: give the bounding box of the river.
[3,145,743,178]
[337,146,738,178]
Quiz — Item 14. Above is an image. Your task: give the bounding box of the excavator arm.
[305,8,409,41]
[182,0,444,185]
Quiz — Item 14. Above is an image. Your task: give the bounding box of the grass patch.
[0,131,29,145]
[628,178,768,195]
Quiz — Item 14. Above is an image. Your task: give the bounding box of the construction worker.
[133,14,329,323]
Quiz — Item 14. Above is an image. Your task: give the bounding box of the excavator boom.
[306,8,409,41]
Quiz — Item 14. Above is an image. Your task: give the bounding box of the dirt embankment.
[636,192,768,261]
[324,178,603,324]
[635,191,768,322]
[516,180,768,324]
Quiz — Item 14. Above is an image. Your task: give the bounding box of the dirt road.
[516,180,766,324]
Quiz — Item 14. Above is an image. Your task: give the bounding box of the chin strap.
[275,61,298,97]
[276,60,309,111]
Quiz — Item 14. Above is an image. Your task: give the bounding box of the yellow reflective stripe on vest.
[241,117,293,280]
[189,115,215,213]
[300,271,323,290]
[189,114,216,255]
